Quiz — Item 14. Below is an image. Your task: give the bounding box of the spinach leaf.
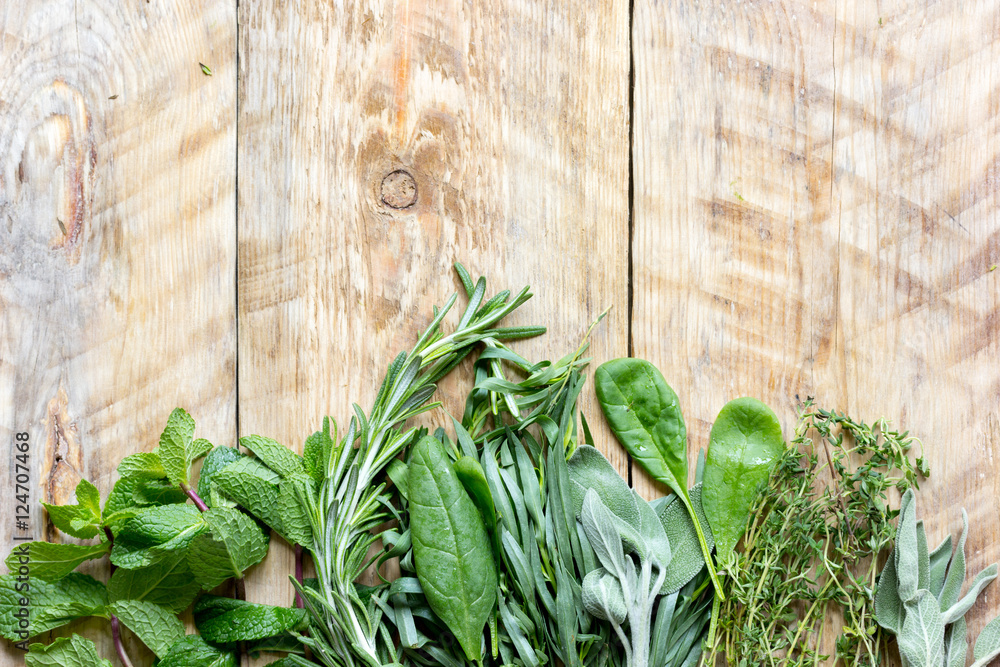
[595,358,721,597]
[702,397,784,565]
[409,435,497,662]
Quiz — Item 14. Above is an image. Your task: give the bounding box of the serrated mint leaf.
[302,417,335,485]
[4,542,108,582]
[158,635,238,667]
[213,458,284,535]
[158,409,211,487]
[111,505,207,569]
[198,446,243,508]
[187,507,269,590]
[194,595,308,643]
[0,572,108,640]
[117,452,166,479]
[132,478,188,506]
[107,554,201,613]
[108,599,185,658]
[239,434,304,479]
[277,475,314,547]
[25,635,112,667]
[42,479,102,539]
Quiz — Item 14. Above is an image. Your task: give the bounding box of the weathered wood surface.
[236,1,629,651]
[0,0,236,664]
[632,0,1000,658]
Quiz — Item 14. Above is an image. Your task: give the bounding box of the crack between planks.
[626,0,636,490]
[234,0,241,453]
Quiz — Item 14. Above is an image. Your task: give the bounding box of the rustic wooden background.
[1,0,998,665]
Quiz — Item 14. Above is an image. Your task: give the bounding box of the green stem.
[680,493,724,601]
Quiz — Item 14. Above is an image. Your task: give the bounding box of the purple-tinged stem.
[294,544,304,608]
[104,528,135,667]
[180,483,209,512]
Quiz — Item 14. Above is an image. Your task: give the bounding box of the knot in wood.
[380,170,417,209]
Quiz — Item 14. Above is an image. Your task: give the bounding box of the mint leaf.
[198,446,243,508]
[117,452,165,479]
[187,507,269,590]
[213,458,284,534]
[239,434,304,479]
[132,478,188,506]
[158,635,238,667]
[194,595,308,643]
[302,417,335,485]
[108,599,185,658]
[277,475,314,546]
[111,505,207,569]
[43,479,102,539]
[107,554,201,613]
[158,408,212,487]
[5,542,108,582]
[0,572,108,640]
[25,635,112,667]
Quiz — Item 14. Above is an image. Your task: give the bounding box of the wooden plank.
[237,0,630,642]
[633,0,999,655]
[0,0,236,664]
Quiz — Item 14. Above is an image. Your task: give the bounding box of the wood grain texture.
[0,0,236,664]
[236,0,629,647]
[632,0,1000,659]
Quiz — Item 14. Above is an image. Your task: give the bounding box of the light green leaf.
[117,452,165,479]
[703,397,784,564]
[111,504,207,569]
[898,590,945,667]
[302,417,335,486]
[197,446,243,508]
[582,568,626,624]
[43,479,102,539]
[941,563,998,625]
[944,618,967,667]
[109,599,186,658]
[657,484,715,594]
[239,434,304,479]
[939,509,969,612]
[193,595,308,643]
[187,507,269,590]
[895,489,919,603]
[158,408,212,487]
[158,635,238,667]
[107,553,201,613]
[25,635,112,667]
[971,615,1000,667]
[875,547,903,634]
[276,474,314,546]
[0,572,108,640]
[4,541,108,582]
[132,478,188,506]
[213,458,284,534]
[409,435,497,662]
[928,534,953,598]
[580,490,628,579]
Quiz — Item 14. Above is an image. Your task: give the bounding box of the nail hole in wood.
[381,170,417,209]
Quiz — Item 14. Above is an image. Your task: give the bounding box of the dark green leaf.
[158,635,238,667]
[187,507,269,589]
[108,599,185,658]
[0,572,108,640]
[117,452,166,479]
[302,417,335,485]
[213,458,284,535]
[5,541,108,582]
[239,434,304,479]
[198,446,244,508]
[107,553,200,613]
[111,504,207,569]
[194,596,308,643]
[657,484,715,594]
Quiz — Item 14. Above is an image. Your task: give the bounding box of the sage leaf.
[42,479,102,539]
[187,507,269,590]
[703,397,784,565]
[410,435,497,662]
[582,569,627,624]
[580,490,628,579]
[194,595,308,643]
[971,615,1000,667]
[158,635,238,667]
[107,553,200,613]
[898,590,945,667]
[875,546,904,634]
[657,484,715,594]
[108,599,186,658]
[0,572,108,640]
[940,563,998,625]
[916,520,930,591]
[197,446,243,508]
[158,408,212,487]
[939,509,970,612]
[895,489,920,603]
[944,617,967,667]
[928,534,954,598]
[5,541,108,581]
[25,635,112,667]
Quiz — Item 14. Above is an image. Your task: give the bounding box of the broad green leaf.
[387,459,410,500]
[0,572,108,640]
[158,635,238,667]
[928,534,953,598]
[302,417,335,486]
[581,568,626,624]
[276,474,314,546]
[158,408,212,487]
[239,434,304,479]
[111,504,207,568]
[187,507,269,590]
[213,458,284,534]
[939,508,969,612]
[4,541,108,582]
[107,553,200,613]
[875,547,904,634]
[703,397,784,564]
[944,618,967,667]
[409,435,497,662]
[25,635,112,667]
[454,455,499,553]
[657,484,715,594]
[109,599,185,658]
[895,489,919,603]
[132,478,188,506]
[971,615,1000,667]
[43,479,102,539]
[898,590,945,667]
[197,446,243,508]
[117,452,165,479]
[193,596,308,643]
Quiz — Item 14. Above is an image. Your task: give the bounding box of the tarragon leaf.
[158,635,238,667]
[158,408,212,487]
[187,507,269,590]
[42,479,102,539]
[5,541,108,582]
[409,435,497,662]
[239,434,304,479]
[107,553,201,613]
[0,572,108,640]
[25,635,112,667]
[108,599,186,658]
[193,596,308,643]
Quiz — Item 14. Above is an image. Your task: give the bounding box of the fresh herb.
[199,62,212,75]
